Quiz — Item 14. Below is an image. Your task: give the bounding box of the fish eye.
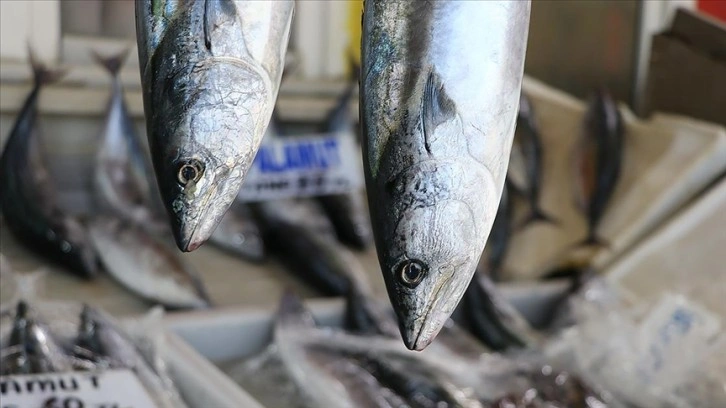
[397,259,427,288]
[176,159,204,186]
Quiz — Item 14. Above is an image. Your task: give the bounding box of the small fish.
[361,0,531,350]
[88,216,211,309]
[253,200,362,297]
[573,89,625,247]
[316,76,373,250]
[135,0,294,252]
[0,49,98,279]
[513,93,558,228]
[1,301,72,375]
[460,272,540,351]
[208,201,265,262]
[76,304,189,408]
[92,48,166,232]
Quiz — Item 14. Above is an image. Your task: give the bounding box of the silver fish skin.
[361,0,531,350]
[92,49,166,233]
[135,0,294,252]
[88,216,211,309]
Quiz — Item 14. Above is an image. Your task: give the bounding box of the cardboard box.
[643,9,726,126]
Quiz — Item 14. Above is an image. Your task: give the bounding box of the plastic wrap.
[545,282,725,408]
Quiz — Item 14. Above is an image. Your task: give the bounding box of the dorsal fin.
[422,70,456,154]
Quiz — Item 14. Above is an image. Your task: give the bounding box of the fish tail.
[28,46,66,86]
[91,48,131,76]
[517,207,559,230]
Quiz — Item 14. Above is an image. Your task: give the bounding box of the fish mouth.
[401,282,448,351]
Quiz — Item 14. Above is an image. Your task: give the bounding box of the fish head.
[140,1,291,252]
[374,161,493,351]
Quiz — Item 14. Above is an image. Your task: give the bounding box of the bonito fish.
[573,89,625,247]
[88,216,211,309]
[512,93,558,228]
[361,1,531,350]
[135,0,294,252]
[92,49,166,232]
[0,50,98,279]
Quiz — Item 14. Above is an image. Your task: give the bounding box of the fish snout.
[387,199,482,350]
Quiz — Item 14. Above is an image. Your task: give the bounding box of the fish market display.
[361,0,531,350]
[511,93,558,228]
[88,216,211,309]
[208,201,265,262]
[0,301,188,408]
[135,0,295,252]
[226,292,612,408]
[316,76,373,250]
[0,51,99,279]
[92,48,165,232]
[573,89,625,247]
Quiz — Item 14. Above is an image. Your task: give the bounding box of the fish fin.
[203,0,237,52]
[516,208,559,230]
[91,48,131,76]
[275,290,317,328]
[28,46,66,87]
[574,233,609,249]
[422,70,456,154]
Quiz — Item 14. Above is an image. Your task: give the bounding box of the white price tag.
[1,369,159,408]
[237,131,364,201]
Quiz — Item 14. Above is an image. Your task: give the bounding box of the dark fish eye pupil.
[181,165,196,181]
[176,159,204,186]
[398,260,426,287]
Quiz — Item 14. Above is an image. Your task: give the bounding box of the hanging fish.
[0,50,98,279]
[361,0,531,350]
[135,0,294,252]
[572,89,625,247]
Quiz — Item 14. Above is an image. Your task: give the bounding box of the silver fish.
[208,201,265,262]
[361,1,531,350]
[0,50,99,279]
[77,304,189,408]
[92,49,166,233]
[1,301,72,375]
[135,0,294,252]
[88,216,211,309]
